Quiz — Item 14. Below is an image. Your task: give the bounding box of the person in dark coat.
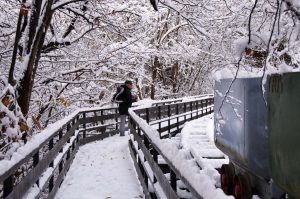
[118,80,137,136]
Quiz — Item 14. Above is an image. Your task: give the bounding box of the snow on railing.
[148,94,213,107]
[0,94,217,199]
[128,96,234,199]
[0,106,120,199]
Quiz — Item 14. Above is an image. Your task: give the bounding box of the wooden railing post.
[201,100,204,116]
[3,175,13,198]
[184,103,187,122]
[115,109,118,130]
[158,106,162,138]
[170,169,177,191]
[59,161,63,174]
[144,135,149,162]
[59,130,63,152]
[49,138,54,167]
[67,123,71,143]
[72,118,76,135]
[146,108,150,123]
[76,115,80,130]
[196,100,199,118]
[83,112,86,138]
[49,176,54,192]
[72,141,75,151]
[176,104,179,132]
[33,150,40,186]
[167,105,171,137]
[153,148,158,183]
[205,99,208,115]
[137,156,148,188]
[67,149,70,160]
[190,101,193,119]
[101,110,104,125]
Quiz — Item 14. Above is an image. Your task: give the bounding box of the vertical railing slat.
[3,175,13,198]
[83,112,86,138]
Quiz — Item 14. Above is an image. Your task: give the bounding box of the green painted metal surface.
[268,72,300,199]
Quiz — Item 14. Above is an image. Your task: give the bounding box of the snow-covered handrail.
[151,94,213,106]
[0,106,120,199]
[128,96,232,199]
[0,95,216,199]
[134,95,213,138]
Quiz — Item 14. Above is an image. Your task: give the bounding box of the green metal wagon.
[268,72,300,199]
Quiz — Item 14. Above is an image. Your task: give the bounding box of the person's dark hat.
[124,80,133,85]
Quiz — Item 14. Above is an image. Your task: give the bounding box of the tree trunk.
[8,0,27,86]
[17,0,54,115]
[171,61,179,93]
[151,56,159,99]
[171,15,180,94]
[135,78,143,100]
[189,65,203,91]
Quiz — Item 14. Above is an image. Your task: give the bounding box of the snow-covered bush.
[0,80,31,160]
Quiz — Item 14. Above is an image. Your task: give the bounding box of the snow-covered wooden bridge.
[0,95,232,199]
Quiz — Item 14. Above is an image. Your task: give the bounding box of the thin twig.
[248,0,258,44]
[218,54,243,115]
[261,0,281,104]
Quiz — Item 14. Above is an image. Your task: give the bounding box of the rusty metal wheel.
[233,173,252,199]
[220,163,235,195]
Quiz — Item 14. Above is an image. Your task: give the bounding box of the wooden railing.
[0,95,213,199]
[128,97,214,199]
[0,107,120,199]
[151,94,213,107]
[135,96,213,138]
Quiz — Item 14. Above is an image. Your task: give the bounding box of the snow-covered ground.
[55,135,143,199]
[181,114,228,169]
[180,114,261,199]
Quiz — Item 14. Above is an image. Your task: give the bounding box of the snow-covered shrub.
[0,81,31,160]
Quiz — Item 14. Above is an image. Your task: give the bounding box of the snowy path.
[55,135,143,199]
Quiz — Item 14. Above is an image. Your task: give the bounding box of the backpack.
[112,86,124,103]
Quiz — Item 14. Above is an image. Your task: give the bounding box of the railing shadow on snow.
[128,96,214,199]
